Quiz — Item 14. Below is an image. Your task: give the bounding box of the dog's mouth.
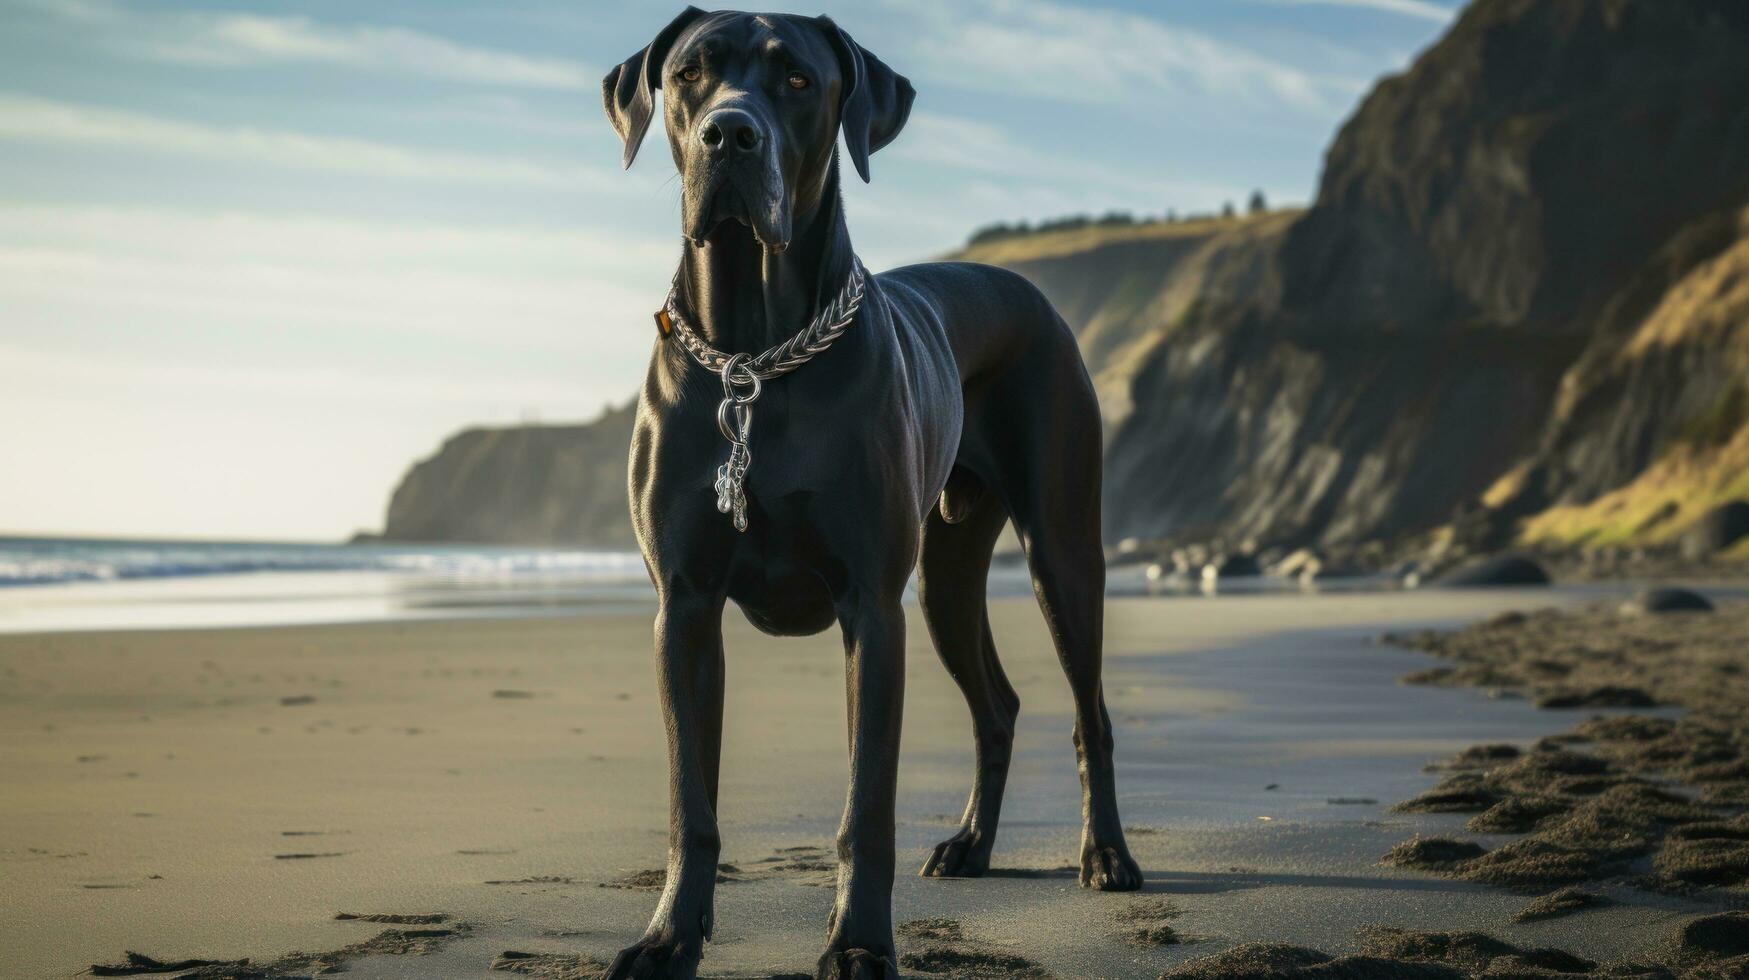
[684,165,791,253]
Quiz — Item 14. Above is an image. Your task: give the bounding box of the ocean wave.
[0,538,646,588]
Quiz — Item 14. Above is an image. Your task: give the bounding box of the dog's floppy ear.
[602,6,707,170]
[819,17,915,183]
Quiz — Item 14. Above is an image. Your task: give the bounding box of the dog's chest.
[634,293,961,612]
[724,547,838,636]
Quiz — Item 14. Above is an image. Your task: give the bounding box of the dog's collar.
[656,256,866,382]
[653,256,867,532]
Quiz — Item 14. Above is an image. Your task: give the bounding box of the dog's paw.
[815,946,897,980]
[1080,844,1143,891]
[919,827,991,878]
[606,934,702,980]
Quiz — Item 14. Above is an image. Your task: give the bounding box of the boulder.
[1202,553,1262,581]
[1302,561,1366,583]
[1680,501,1749,560]
[1269,548,1321,578]
[1106,537,1156,567]
[1434,554,1552,588]
[1621,588,1715,615]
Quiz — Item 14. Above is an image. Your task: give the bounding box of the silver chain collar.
[656,256,866,532]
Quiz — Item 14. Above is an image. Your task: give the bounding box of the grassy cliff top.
[950,210,1301,265]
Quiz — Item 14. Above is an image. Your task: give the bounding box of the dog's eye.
[786,71,809,90]
[678,66,701,83]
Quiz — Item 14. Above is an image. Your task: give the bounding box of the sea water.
[0,536,654,633]
[0,535,1366,634]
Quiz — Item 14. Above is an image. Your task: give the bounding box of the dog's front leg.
[817,594,905,980]
[608,590,725,980]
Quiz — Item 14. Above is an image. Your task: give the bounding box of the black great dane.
[602,8,1141,978]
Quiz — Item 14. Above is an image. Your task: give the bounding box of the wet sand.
[0,590,1737,978]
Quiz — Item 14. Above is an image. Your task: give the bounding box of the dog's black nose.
[699,108,763,156]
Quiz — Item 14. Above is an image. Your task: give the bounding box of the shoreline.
[0,563,1411,636]
[1,590,1734,978]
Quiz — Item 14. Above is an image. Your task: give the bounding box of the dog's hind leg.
[917,474,1017,878]
[1017,500,1143,890]
[997,385,1143,892]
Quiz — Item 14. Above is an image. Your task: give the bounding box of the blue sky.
[0,0,1460,540]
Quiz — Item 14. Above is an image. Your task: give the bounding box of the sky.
[0,0,1461,542]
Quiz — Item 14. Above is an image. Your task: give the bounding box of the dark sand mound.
[1433,744,1524,771]
[1387,603,1749,897]
[1535,687,1657,710]
[1654,836,1749,888]
[1389,602,1747,724]
[897,917,1051,978]
[491,950,609,979]
[1125,923,1182,948]
[1117,898,1186,923]
[1384,835,1605,892]
[90,924,470,979]
[1160,940,1465,979]
[1468,795,1572,834]
[90,954,252,977]
[598,867,671,890]
[1358,927,1594,974]
[595,847,835,892]
[1510,887,1608,923]
[1662,911,1749,967]
[898,918,965,943]
[1393,784,1505,813]
[902,944,1048,978]
[333,912,449,924]
[1383,836,1487,870]
[1166,916,1749,979]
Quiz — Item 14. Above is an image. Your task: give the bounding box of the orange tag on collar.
[653,308,674,337]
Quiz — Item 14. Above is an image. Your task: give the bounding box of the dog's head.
[603,8,913,252]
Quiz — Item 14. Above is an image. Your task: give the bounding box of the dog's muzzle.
[683,107,790,251]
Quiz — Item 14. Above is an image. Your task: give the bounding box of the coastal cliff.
[959,0,1749,557]
[380,404,637,549]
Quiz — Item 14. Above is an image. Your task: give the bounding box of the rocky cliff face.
[1008,0,1749,550]
[952,213,1297,429]
[1508,206,1749,550]
[381,404,637,548]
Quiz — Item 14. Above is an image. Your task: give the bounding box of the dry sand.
[1,589,1741,978]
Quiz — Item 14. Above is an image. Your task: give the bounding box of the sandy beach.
[5,588,1741,978]
[9,0,1749,976]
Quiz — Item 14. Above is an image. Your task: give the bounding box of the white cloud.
[891,110,1234,204]
[13,0,593,89]
[1257,0,1456,24]
[0,204,671,349]
[891,0,1355,111]
[0,341,605,412]
[146,15,592,89]
[0,94,613,186]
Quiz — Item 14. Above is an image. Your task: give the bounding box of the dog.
[602,9,1142,979]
